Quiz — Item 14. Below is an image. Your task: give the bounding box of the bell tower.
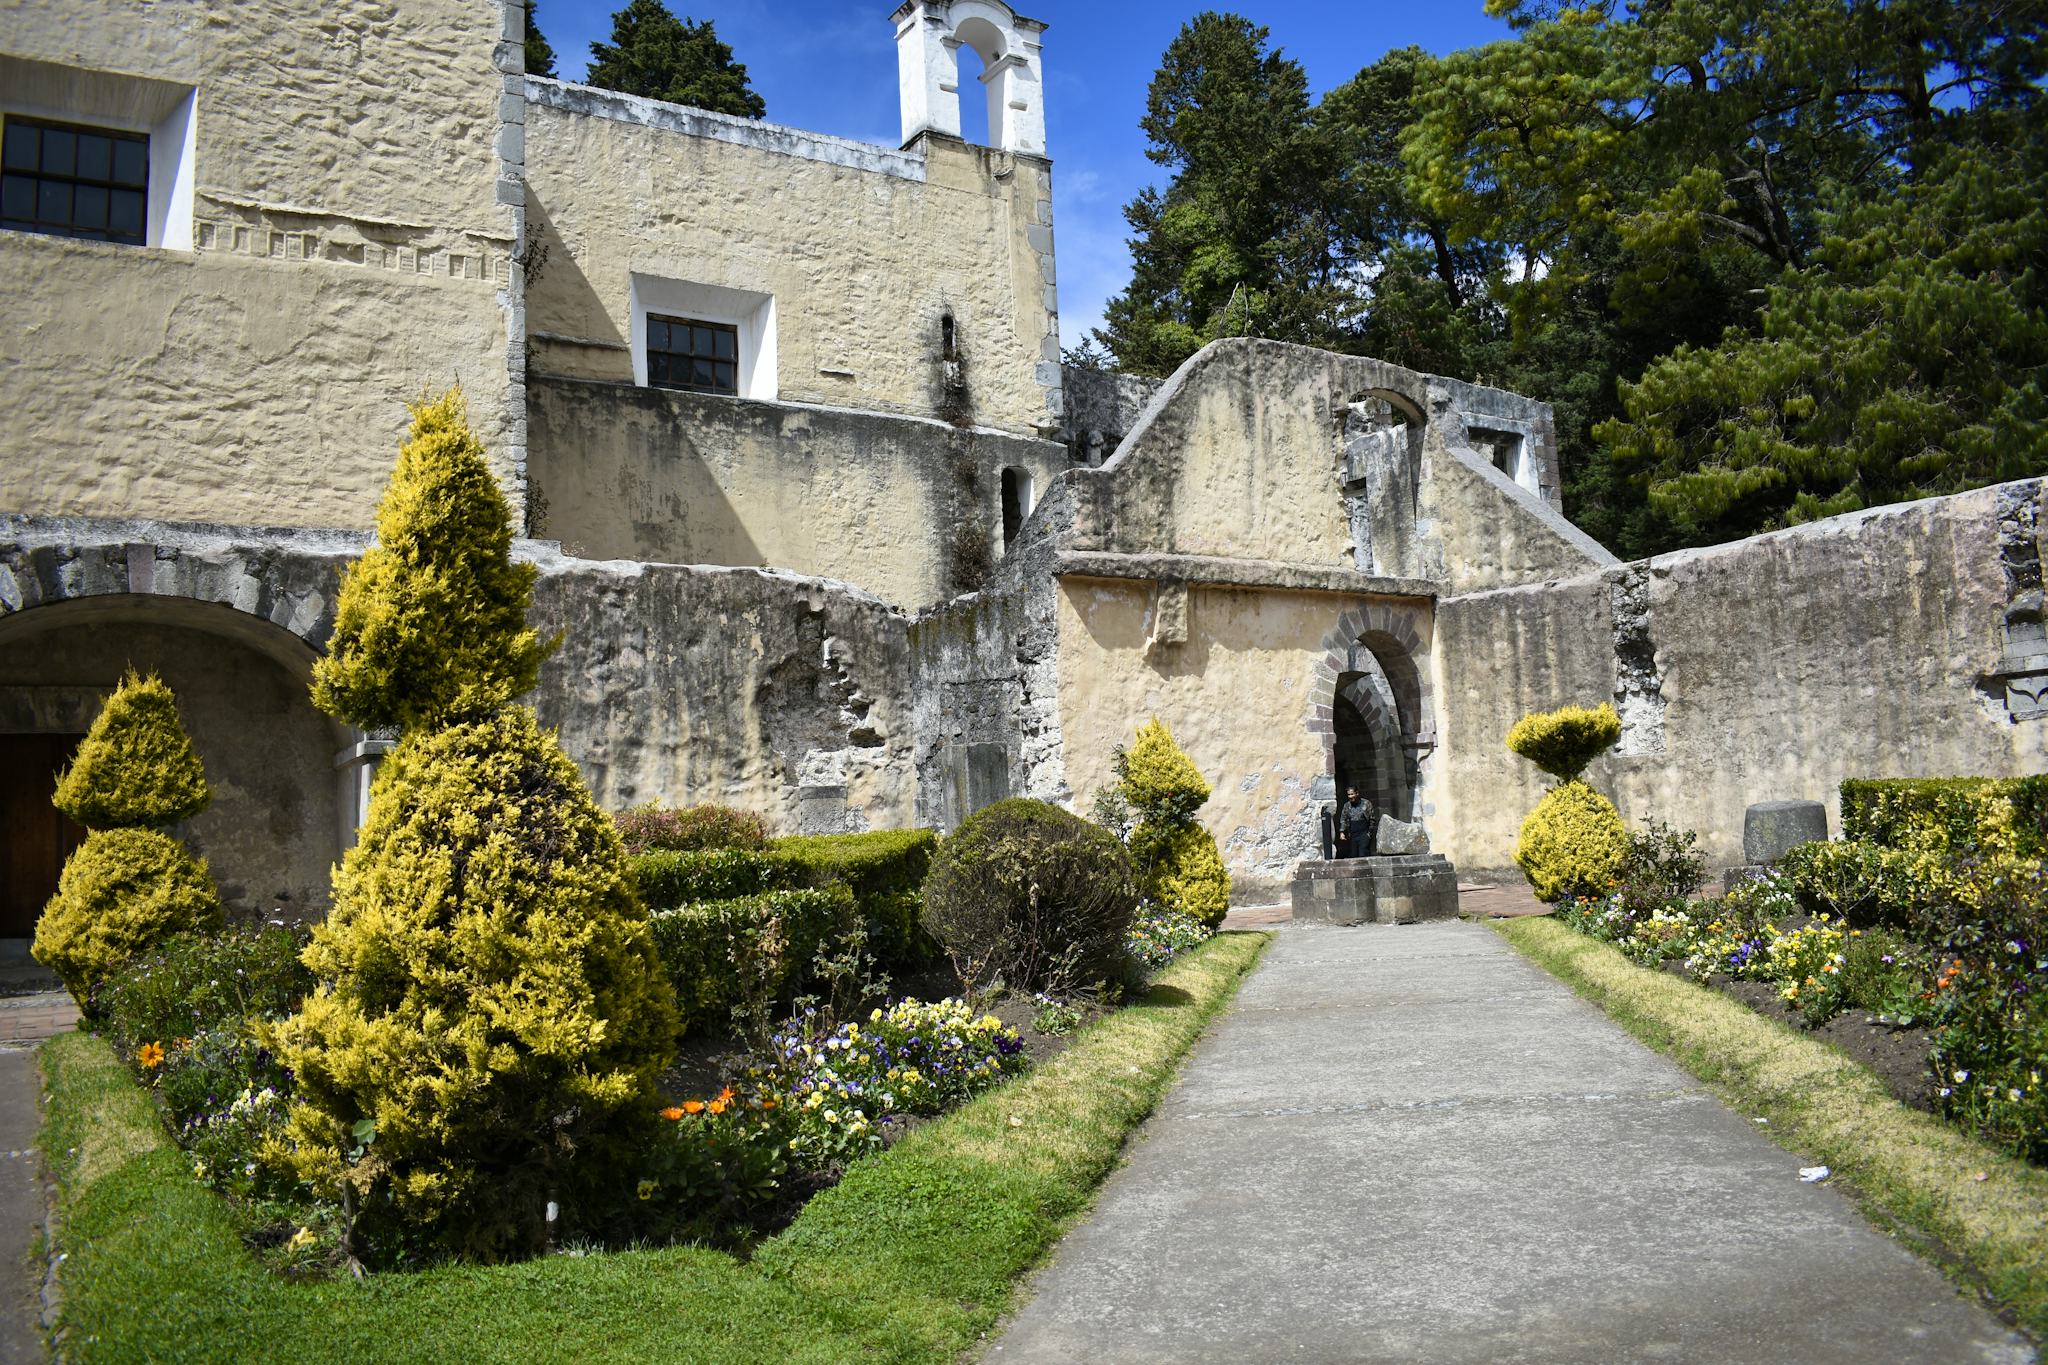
[892,1,1047,156]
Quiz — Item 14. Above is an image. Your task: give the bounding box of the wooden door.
[0,735,88,938]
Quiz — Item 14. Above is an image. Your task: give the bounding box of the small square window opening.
[1,116,149,245]
[647,314,739,395]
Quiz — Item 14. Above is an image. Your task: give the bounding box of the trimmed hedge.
[1840,777,2048,858]
[647,886,859,1035]
[630,849,785,908]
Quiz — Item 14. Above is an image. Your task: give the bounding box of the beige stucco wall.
[0,0,518,528]
[1053,577,1437,894]
[1436,484,2048,878]
[524,84,1059,436]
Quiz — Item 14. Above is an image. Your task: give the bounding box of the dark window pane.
[73,184,108,230]
[109,188,143,235]
[1,175,32,219]
[648,319,669,352]
[42,130,75,176]
[75,134,111,182]
[112,137,147,187]
[38,180,72,223]
[713,362,736,392]
[713,328,736,359]
[2,125,36,171]
[651,354,672,387]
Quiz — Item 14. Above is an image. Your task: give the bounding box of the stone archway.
[1304,599,1436,824]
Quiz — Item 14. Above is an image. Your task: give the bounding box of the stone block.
[1290,854,1459,926]
[1376,815,1429,855]
[1743,800,1827,864]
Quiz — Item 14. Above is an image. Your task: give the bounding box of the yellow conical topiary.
[51,672,211,829]
[32,827,222,1004]
[1114,718,1231,924]
[311,388,556,735]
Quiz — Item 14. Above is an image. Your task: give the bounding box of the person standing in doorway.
[1337,785,1377,858]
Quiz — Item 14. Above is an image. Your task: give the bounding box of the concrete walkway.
[0,1047,48,1365]
[991,922,2034,1364]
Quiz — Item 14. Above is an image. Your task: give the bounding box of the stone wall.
[1060,365,1162,467]
[0,0,521,527]
[528,375,1068,608]
[523,80,1061,436]
[1436,480,2048,879]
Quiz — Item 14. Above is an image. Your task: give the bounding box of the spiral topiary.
[1111,718,1232,925]
[51,672,212,829]
[33,828,222,1004]
[268,706,679,1262]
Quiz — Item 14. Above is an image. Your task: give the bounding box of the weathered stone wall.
[0,0,521,528]
[1437,481,2048,879]
[1060,366,1162,467]
[524,81,1061,436]
[1057,339,1610,591]
[528,375,1068,608]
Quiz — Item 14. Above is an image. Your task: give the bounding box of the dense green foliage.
[922,798,1139,992]
[34,933,1268,1363]
[52,672,212,829]
[33,829,223,1005]
[524,0,556,79]
[96,925,311,1050]
[311,389,555,735]
[613,802,769,854]
[1840,776,2048,858]
[270,707,677,1262]
[1097,3,2048,555]
[1106,719,1231,928]
[629,847,784,908]
[1505,702,1621,781]
[1514,780,1628,903]
[585,0,765,118]
[646,886,857,1036]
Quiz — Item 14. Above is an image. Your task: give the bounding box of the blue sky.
[533,1,1517,348]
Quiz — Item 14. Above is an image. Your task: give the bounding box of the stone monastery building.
[1,0,2043,939]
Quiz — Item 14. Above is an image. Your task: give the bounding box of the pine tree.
[585,0,765,119]
[311,388,555,735]
[525,0,558,80]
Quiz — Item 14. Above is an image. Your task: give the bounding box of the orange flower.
[683,1100,706,1115]
[707,1098,728,1116]
[137,1042,165,1070]
[760,1098,777,1110]
[660,1106,685,1121]
[717,1086,736,1106]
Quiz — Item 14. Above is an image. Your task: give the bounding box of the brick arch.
[1304,600,1436,822]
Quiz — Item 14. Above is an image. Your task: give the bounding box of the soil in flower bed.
[1666,963,1941,1112]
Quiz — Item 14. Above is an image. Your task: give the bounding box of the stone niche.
[1291,854,1459,926]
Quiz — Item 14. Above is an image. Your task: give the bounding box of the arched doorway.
[1305,600,1436,839]
[0,593,352,936]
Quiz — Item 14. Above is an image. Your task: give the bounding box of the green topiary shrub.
[1506,703,1622,782]
[269,706,678,1263]
[629,848,786,909]
[770,829,939,963]
[1514,781,1629,903]
[51,671,212,829]
[1108,719,1232,925]
[32,828,222,1004]
[922,798,1138,993]
[310,388,556,735]
[646,885,858,1035]
[613,802,769,854]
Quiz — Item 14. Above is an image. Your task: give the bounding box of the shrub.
[641,1087,791,1242]
[1514,780,1628,903]
[922,798,1139,993]
[1926,860,2048,1162]
[630,848,786,909]
[1779,839,1913,927]
[1613,820,1706,919]
[1506,702,1622,781]
[269,706,678,1262]
[1842,776,2048,859]
[310,388,556,734]
[1117,718,1211,824]
[646,886,859,1036]
[33,829,222,1005]
[1130,822,1231,930]
[51,672,211,829]
[614,803,769,854]
[95,924,310,1047]
[771,830,939,965]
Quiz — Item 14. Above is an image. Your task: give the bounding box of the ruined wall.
[1437,481,2048,878]
[1053,579,1415,899]
[523,81,1061,436]
[1061,339,1608,591]
[529,375,1067,607]
[1060,365,1162,467]
[0,0,522,527]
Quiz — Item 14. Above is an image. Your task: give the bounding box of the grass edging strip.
[39,929,1271,1364]
[1491,915,2048,1339]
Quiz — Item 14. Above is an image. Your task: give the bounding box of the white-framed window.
[629,274,776,401]
[0,55,196,251]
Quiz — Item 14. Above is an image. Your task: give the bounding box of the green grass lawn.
[1493,915,2048,1339]
[38,931,1269,1364]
